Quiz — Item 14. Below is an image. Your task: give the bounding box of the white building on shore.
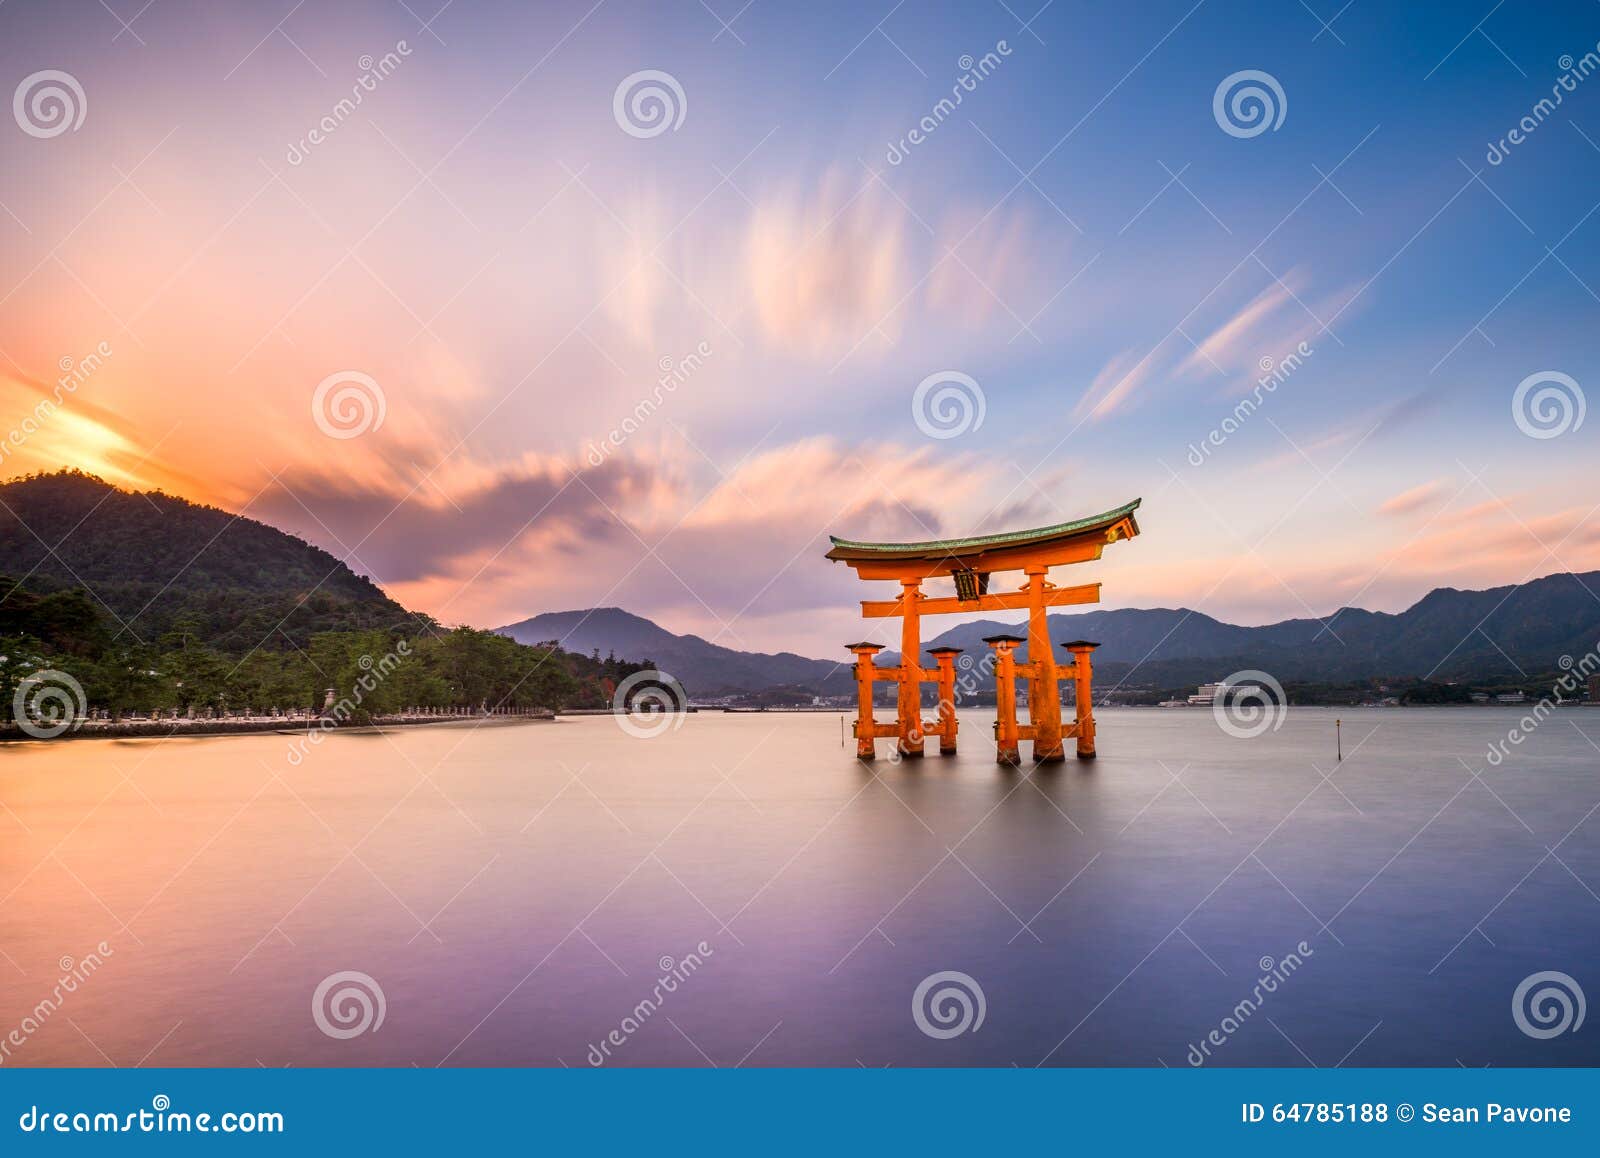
[1188,682,1228,706]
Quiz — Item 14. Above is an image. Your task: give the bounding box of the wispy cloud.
[1177,278,1299,378]
[744,169,911,358]
[1377,478,1450,517]
[1073,345,1164,420]
[1075,271,1351,422]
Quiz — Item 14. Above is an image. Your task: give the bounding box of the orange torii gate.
[826,499,1141,763]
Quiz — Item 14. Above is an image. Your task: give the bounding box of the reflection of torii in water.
[825,499,1141,764]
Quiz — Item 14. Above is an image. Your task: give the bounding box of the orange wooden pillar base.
[847,642,886,760]
[928,646,962,755]
[984,634,1025,765]
[1063,640,1099,760]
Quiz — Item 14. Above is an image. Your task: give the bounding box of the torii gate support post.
[985,635,1023,765]
[897,579,925,758]
[1064,640,1099,760]
[848,643,884,760]
[928,647,962,755]
[1025,566,1065,762]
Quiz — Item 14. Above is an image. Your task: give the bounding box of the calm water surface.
[2,708,1597,1067]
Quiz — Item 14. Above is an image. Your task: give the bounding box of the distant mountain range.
[495,608,853,696]
[499,570,1600,695]
[883,570,1600,688]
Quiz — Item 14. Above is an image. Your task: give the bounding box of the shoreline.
[6,700,1592,745]
[0,713,557,744]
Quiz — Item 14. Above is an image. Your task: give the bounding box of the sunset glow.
[3,1,1596,653]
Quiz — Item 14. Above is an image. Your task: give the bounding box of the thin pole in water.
[1336,718,1342,763]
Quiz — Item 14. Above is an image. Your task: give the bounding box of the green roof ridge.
[827,498,1141,554]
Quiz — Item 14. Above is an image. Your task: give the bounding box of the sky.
[1,0,1598,657]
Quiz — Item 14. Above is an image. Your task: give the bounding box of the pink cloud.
[1377,478,1450,517]
[744,169,911,358]
[1177,278,1298,378]
[1073,345,1165,420]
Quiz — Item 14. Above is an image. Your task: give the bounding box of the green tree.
[87,643,168,719]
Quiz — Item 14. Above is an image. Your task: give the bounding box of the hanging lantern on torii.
[825,499,1141,763]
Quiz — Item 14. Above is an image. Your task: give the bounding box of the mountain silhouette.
[503,571,1600,694]
[496,607,853,696]
[0,470,423,650]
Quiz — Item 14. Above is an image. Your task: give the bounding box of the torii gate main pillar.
[896,579,924,758]
[1025,566,1065,762]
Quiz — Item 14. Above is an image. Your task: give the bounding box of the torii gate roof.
[825,498,1141,564]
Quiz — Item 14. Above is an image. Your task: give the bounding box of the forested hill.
[0,469,422,650]
[1,471,658,722]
